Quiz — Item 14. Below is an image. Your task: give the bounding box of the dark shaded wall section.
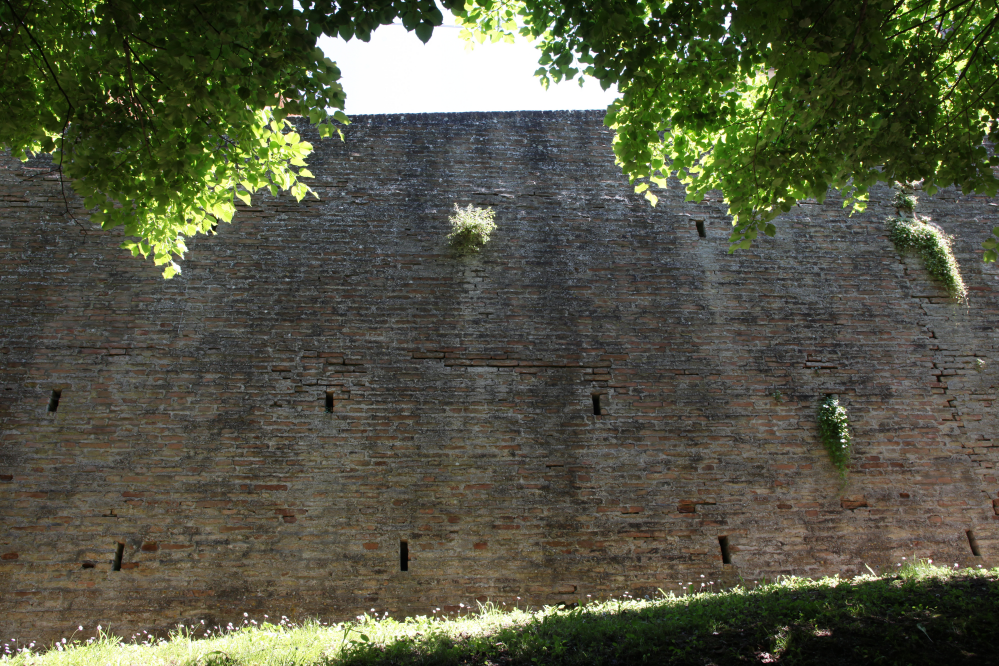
[1,110,997,640]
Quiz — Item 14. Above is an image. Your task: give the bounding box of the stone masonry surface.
[1,110,997,642]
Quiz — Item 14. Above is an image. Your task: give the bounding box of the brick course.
[1,110,997,641]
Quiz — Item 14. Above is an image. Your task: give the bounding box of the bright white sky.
[318,14,618,115]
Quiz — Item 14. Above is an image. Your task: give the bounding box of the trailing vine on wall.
[887,216,968,301]
[817,395,852,480]
[891,187,916,215]
[448,204,497,255]
[886,183,967,301]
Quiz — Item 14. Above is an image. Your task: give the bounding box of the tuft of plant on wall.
[891,183,917,215]
[817,395,852,480]
[447,204,497,255]
[886,216,968,302]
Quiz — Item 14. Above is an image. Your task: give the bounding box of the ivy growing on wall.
[886,183,968,300]
[887,216,968,301]
[891,186,916,215]
[448,204,497,255]
[817,396,852,480]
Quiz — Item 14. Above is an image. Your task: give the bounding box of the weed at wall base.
[5,565,998,666]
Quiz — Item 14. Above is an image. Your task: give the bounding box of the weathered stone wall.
[1,110,996,642]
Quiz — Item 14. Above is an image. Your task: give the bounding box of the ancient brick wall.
[1,111,997,642]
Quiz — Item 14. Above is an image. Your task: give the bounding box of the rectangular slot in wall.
[696,220,707,238]
[325,391,335,413]
[967,530,982,557]
[47,389,61,413]
[400,540,409,572]
[112,542,124,571]
[718,535,732,564]
[592,394,601,416]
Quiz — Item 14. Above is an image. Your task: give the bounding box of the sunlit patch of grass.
[4,563,997,665]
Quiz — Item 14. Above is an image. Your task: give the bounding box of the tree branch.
[2,0,74,113]
[942,10,999,103]
[887,0,979,36]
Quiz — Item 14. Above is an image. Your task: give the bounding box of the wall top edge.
[314,109,608,124]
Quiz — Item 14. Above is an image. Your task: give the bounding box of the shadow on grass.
[334,572,998,666]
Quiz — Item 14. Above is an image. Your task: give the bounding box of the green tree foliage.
[461,0,999,256]
[983,225,999,262]
[1,0,350,276]
[4,0,999,276]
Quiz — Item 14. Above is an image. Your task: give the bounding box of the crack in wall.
[898,247,998,521]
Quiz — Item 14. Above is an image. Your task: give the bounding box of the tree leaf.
[415,23,434,43]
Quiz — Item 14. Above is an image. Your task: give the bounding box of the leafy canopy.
[461,0,999,255]
[2,0,349,276]
[4,0,999,276]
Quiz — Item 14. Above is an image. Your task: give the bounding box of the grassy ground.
[4,561,997,666]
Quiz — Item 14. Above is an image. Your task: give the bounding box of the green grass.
[5,562,997,665]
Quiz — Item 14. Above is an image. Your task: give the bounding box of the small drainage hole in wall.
[967,530,982,557]
[719,535,732,564]
[325,391,335,413]
[696,220,706,238]
[81,562,95,569]
[592,394,601,416]
[112,542,124,571]
[48,389,61,413]
[400,540,409,572]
